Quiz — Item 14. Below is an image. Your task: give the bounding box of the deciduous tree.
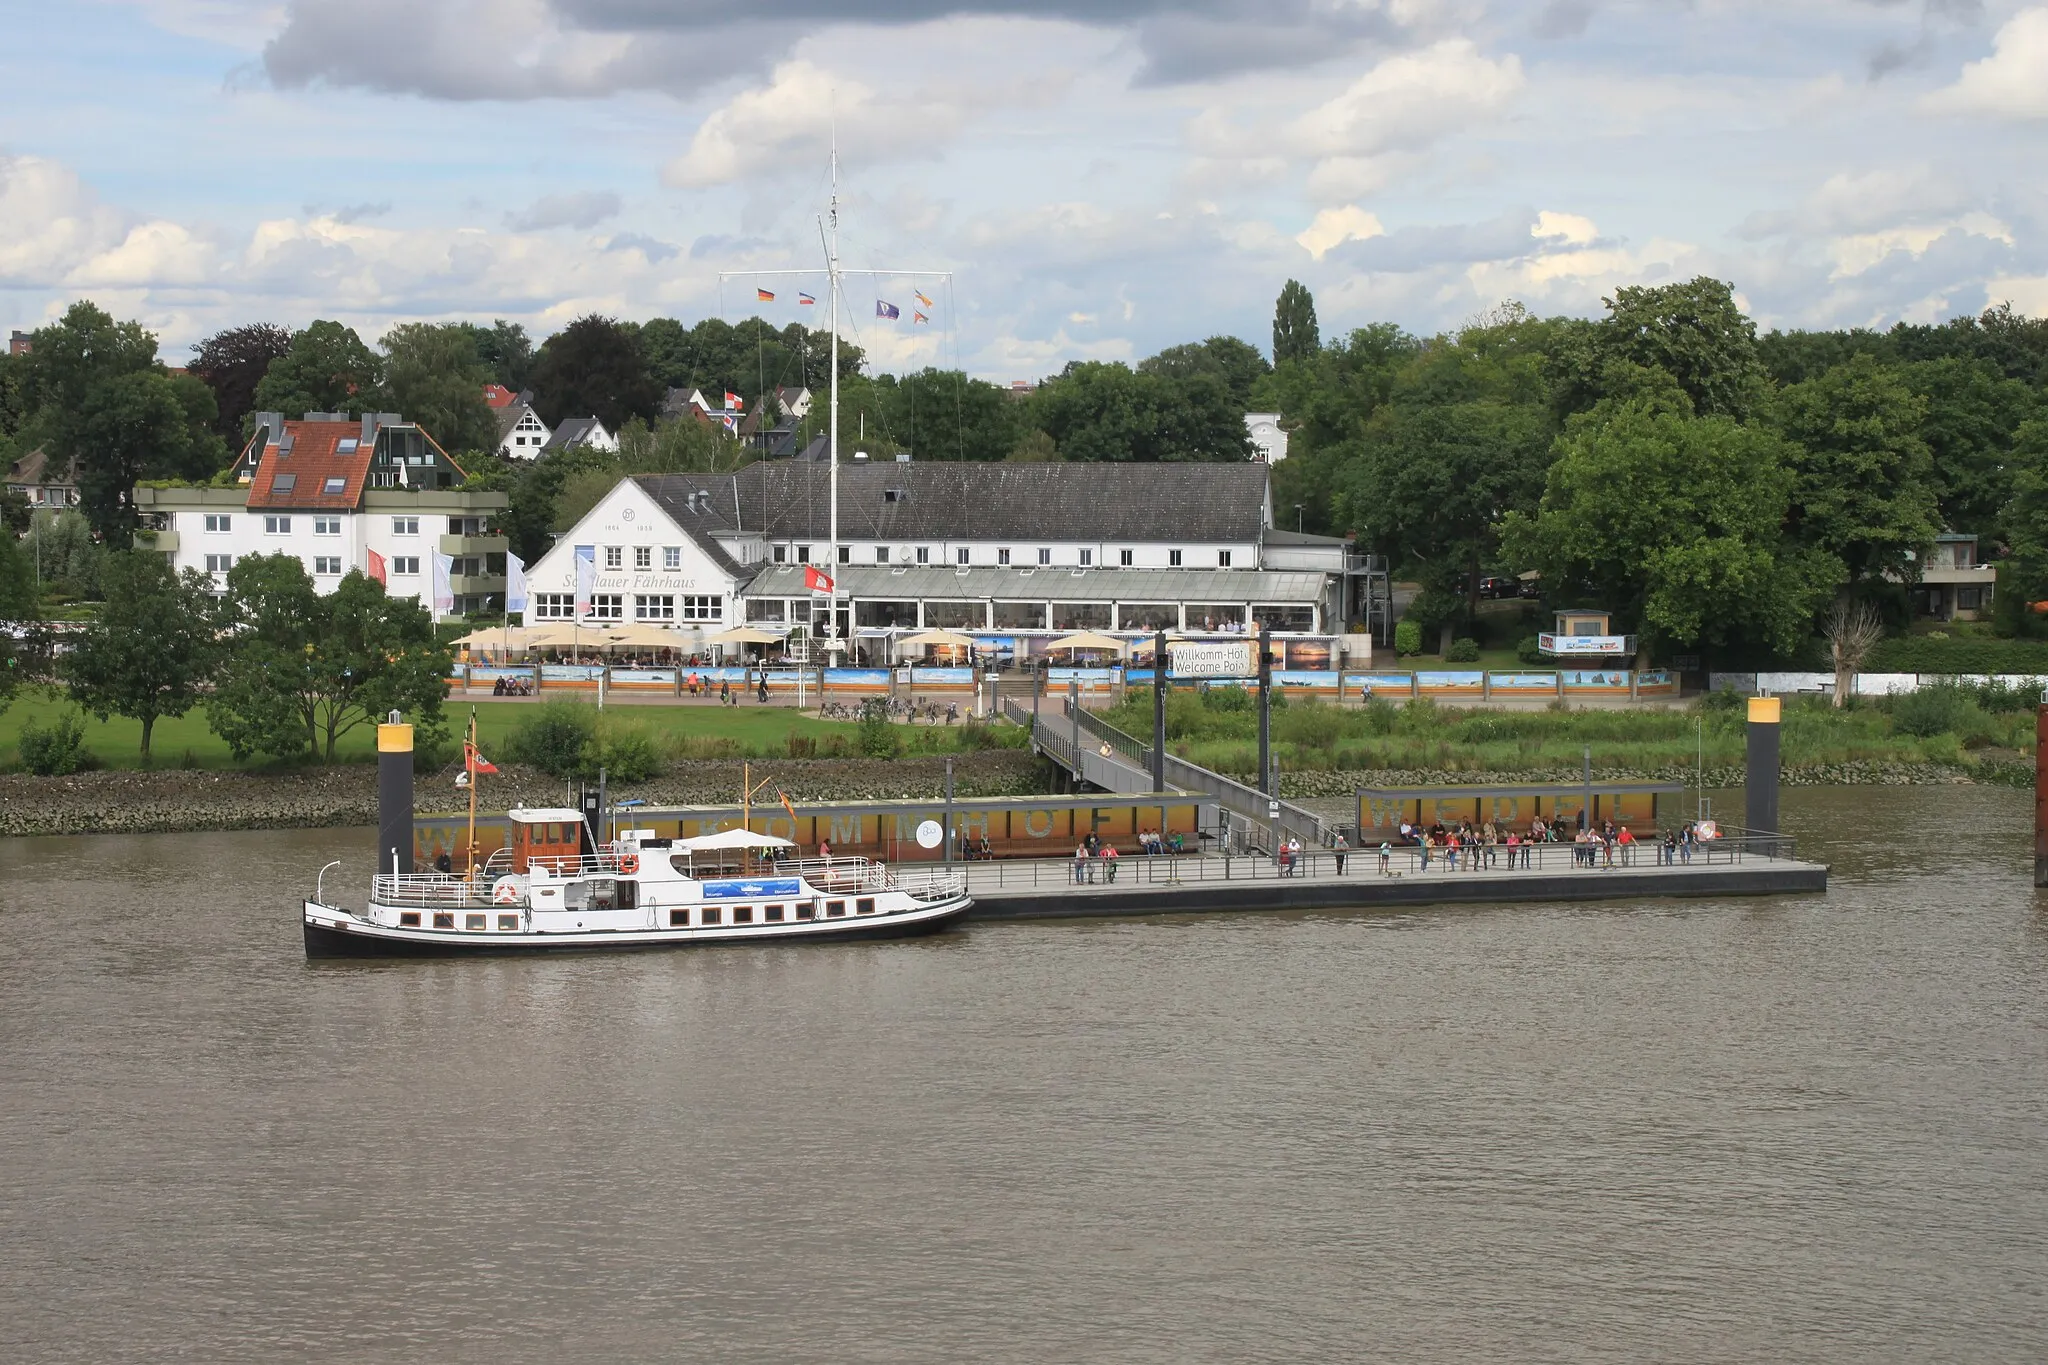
[1272,280,1320,366]
[188,323,294,437]
[208,555,450,762]
[65,551,218,757]
[528,314,661,431]
[382,323,497,455]
[252,319,387,418]
[1032,361,1250,462]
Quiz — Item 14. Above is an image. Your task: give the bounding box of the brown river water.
[2,787,2045,1363]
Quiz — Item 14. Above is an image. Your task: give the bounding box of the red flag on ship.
[465,742,498,775]
[803,565,833,595]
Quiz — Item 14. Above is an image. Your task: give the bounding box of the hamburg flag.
[798,292,816,305]
[803,564,834,595]
[366,549,387,585]
[913,311,929,324]
[876,300,900,320]
[465,742,499,775]
[756,287,775,302]
[914,289,934,308]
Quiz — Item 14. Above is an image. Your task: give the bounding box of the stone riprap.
[0,753,1049,838]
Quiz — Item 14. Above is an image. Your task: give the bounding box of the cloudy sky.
[3,0,2046,378]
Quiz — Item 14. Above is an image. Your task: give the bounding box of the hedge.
[1863,636,2048,674]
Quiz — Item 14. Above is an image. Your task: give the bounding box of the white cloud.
[1827,213,2014,277]
[1986,274,2048,314]
[1922,8,2048,119]
[1531,210,1597,246]
[505,191,623,233]
[1297,205,1387,260]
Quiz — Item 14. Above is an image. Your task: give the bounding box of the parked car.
[1479,576,1515,600]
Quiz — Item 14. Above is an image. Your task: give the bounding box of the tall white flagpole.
[827,138,841,663]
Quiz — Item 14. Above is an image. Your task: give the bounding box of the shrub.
[1516,634,1543,665]
[784,729,818,759]
[857,699,899,758]
[1695,688,1745,715]
[505,700,597,777]
[1864,636,2048,674]
[591,728,663,782]
[958,720,1001,750]
[1889,684,1972,738]
[1393,620,1422,657]
[1276,697,1345,749]
[18,711,91,776]
[1360,696,1398,735]
[1446,636,1480,663]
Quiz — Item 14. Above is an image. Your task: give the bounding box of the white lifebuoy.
[618,853,640,875]
[492,876,523,905]
[1696,820,1719,841]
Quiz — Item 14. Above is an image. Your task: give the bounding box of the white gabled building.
[134,411,510,620]
[496,401,552,461]
[528,463,1380,648]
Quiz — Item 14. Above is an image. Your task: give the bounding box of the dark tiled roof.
[634,475,748,579]
[745,462,1270,542]
[544,417,603,452]
[5,448,77,487]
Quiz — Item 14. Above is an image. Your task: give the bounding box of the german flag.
[756,288,775,302]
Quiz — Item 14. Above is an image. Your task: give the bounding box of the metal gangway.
[1001,697,1330,854]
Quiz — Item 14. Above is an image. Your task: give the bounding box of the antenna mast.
[827,137,841,655]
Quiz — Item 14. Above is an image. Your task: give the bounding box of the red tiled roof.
[484,384,518,409]
[242,421,376,510]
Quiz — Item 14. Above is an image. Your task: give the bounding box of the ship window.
[400,912,422,927]
[856,897,876,915]
[733,906,754,924]
[670,909,689,927]
[827,900,848,918]
[432,912,454,929]
[465,913,486,931]
[797,901,816,919]
[765,904,785,922]
[497,914,519,931]
[702,907,722,926]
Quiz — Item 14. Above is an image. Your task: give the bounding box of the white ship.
[304,811,972,957]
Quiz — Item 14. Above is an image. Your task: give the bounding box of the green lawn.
[0,692,1011,772]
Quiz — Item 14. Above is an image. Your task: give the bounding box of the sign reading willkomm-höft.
[1169,640,1257,678]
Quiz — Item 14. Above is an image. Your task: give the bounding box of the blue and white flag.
[573,544,596,615]
[506,551,528,615]
[875,300,900,320]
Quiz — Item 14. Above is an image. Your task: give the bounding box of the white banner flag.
[573,544,596,615]
[505,551,528,614]
[432,552,454,616]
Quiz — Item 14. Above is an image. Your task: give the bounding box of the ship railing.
[774,855,890,892]
[371,873,501,908]
[526,853,636,879]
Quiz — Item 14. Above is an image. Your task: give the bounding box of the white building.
[134,412,510,620]
[1245,413,1288,463]
[524,462,1373,650]
[541,417,618,456]
[495,401,551,461]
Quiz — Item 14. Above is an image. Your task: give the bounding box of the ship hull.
[303,898,972,958]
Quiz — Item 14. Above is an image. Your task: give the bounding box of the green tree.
[1007,429,1060,462]
[1771,353,1941,582]
[28,509,105,599]
[1141,337,1272,412]
[0,530,37,711]
[1032,361,1251,462]
[1994,419,2048,636]
[528,314,662,431]
[382,323,497,454]
[1899,357,2036,536]
[252,319,387,419]
[1501,398,1836,657]
[614,416,751,475]
[208,555,450,761]
[65,551,218,758]
[19,303,225,539]
[1272,280,1320,366]
[459,320,536,391]
[1554,278,1765,421]
[188,323,294,438]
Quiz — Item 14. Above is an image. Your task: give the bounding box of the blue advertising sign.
[701,878,803,900]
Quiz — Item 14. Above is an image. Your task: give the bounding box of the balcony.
[440,533,508,556]
[449,574,507,596]
[133,529,179,553]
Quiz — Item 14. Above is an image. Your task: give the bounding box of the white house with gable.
[521,477,760,627]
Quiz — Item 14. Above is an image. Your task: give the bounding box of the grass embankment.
[1099,688,2037,781]
[0,695,1023,774]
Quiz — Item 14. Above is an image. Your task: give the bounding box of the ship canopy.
[675,828,798,852]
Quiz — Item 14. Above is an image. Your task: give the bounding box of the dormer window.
[885,488,906,503]
[323,477,346,495]
[270,473,296,495]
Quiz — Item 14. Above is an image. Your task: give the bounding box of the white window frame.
[312,556,343,576]
[604,546,623,571]
[998,548,1012,566]
[1218,550,1232,568]
[589,594,624,621]
[1120,549,1133,567]
[313,516,342,536]
[392,516,419,536]
[264,515,291,535]
[1081,549,1094,566]
[663,546,681,570]
[635,594,675,621]
[956,546,970,565]
[392,556,421,576]
[1037,547,1051,565]
[532,593,574,620]
[1169,549,1183,567]
[681,595,723,622]
[634,546,652,571]
[204,554,233,573]
[203,514,231,533]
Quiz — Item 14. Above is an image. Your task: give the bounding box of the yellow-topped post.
[378,714,414,877]
[1745,696,1781,851]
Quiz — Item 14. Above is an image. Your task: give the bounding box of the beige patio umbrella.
[452,625,543,654]
[703,626,784,646]
[1045,630,1128,655]
[597,621,691,650]
[897,628,976,649]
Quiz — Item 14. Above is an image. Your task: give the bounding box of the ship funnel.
[378,711,415,875]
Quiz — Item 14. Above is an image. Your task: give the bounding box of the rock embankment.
[0,753,1050,839]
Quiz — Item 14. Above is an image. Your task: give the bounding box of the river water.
[2,787,2044,1363]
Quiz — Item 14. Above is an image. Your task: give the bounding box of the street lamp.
[1294,503,1304,533]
